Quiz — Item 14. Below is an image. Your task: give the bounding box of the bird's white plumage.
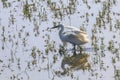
[51,24,89,46]
[63,24,88,37]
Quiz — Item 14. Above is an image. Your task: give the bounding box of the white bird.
[51,24,89,55]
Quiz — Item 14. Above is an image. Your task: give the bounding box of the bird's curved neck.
[59,25,65,40]
[59,25,64,34]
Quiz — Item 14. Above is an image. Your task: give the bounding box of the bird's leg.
[78,46,82,55]
[73,44,76,55]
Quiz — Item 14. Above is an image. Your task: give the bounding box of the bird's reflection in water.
[61,53,91,75]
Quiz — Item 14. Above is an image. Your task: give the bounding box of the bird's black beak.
[51,26,58,29]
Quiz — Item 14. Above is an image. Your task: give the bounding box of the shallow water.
[0,0,120,80]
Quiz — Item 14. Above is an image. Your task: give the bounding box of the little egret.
[51,24,89,55]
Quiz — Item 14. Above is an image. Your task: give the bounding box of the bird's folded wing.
[67,34,86,43]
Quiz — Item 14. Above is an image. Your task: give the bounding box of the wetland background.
[0,0,120,80]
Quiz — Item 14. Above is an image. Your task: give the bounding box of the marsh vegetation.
[0,0,120,80]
